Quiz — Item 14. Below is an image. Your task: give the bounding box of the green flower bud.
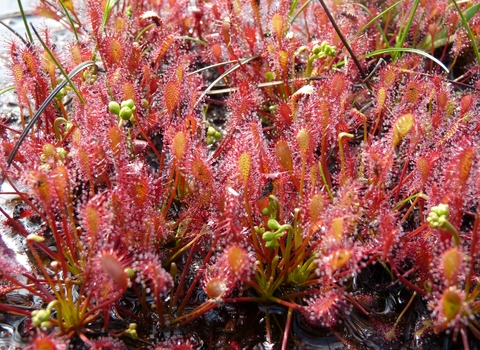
[265,240,279,248]
[427,204,450,229]
[40,321,52,330]
[262,230,277,241]
[265,72,276,81]
[121,99,135,110]
[124,267,135,279]
[206,136,215,144]
[312,44,322,55]
[255,226,265,234]
[125,5,132,17]
[267,218,281,231]
[207,126,216,136]
[56,147,67,160]
[129,329,138,340]
[325,45,336,57]
[32,309,50,326]
[55,88,67,101]
[214,131,222,139]
[119,106,133,121]
[109,101,121,115]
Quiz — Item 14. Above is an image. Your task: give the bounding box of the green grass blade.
[181,36,208,46]
[30,24,85,104]
[353,0,405,48]
[451,0,480,64]
[58,0,79,41]
[135,23,155,42]
[362,47,449,73]
[464,3,480,22]
[288,0,300,22]
[17,0,33,43]
[290,0,313,24]
[0,86,15,96]
[101,0,119,31]
[7,61,97,166]
[394,0,420,60]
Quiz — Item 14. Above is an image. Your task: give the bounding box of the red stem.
[173,237,199,308]
[281,307,293,350]
[177,234,218,315]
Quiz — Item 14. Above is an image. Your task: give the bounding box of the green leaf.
[452,0,480,64]
[464,3,480,22]
[362,47,449,73]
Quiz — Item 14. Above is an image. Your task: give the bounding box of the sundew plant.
[1,0,480,348]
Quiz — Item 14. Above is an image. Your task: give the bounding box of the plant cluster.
[0,0,480,348]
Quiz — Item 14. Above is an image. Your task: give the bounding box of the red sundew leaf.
[173,131,186,161]
[275,140,293,172]
[101,253,128,290]
[392,113,414,148]
[442,247,463,285]
[458,147,475,186]
[108,38,124,64]
[382,69,396,88]
[165,80,180,115]
[278,50,288,73]
[222,16,231,47]
[32,171,51,206]
[191,158,211,183]
[77,148,92,180]
[460,95,473,115]
[11,64,23,86]
[404,81,420,103]
[211,43,222,61]
[309,194,324,223]
[184,116,197,135]
[277,103,292,129]
[437,90,449,110]
[330,74,345,98]
[272,13,283,38]
[226,245,249,275]
[133,178,149,207]
[122,82,135,101]
[109,126,123,160]
[153,34,175,66]
[238,152,251,184]
[417,157,430,185]
[85,204,100,239]
[245,27,256,50]
[52,166,70,207]
[21,50,39,77]
[2,142,26,163]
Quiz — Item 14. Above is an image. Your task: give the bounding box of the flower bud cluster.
[311,41,336,57]
[206,125,222,145]
[259,218,292,248]
[31,301,57,330]
[427,204,450,229]
[109,99,136,126]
